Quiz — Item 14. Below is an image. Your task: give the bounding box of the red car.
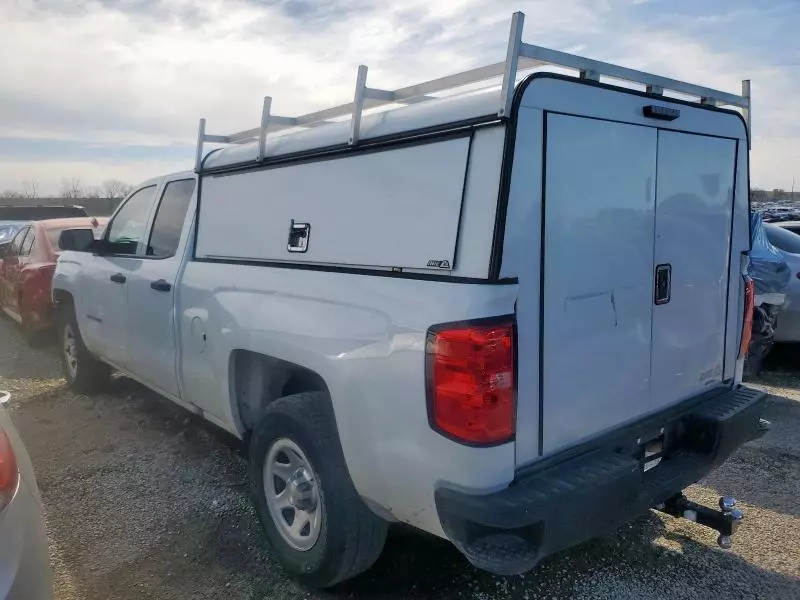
[0,217,107,341]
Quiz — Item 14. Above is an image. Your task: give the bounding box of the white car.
[52,11,765,588]
[763,223,800,342]
[0,392,52,600]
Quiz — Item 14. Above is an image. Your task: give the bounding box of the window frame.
[145,178,196,261]
[103,184,159,257]
[7,227,30,257]
[19,228,35,257]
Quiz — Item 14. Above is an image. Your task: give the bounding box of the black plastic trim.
[191,257,518,285]
[643,105,680,121]
[451,133,475,272]
[537,113,548,456]
[425,314,517,447]
[721,139,741,378]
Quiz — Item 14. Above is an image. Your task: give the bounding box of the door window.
[147,179,195,258]
[8,227,29,256]
[106,186,157,255]
[20,230,35,256]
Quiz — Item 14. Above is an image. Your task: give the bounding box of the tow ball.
[655,495,743,549]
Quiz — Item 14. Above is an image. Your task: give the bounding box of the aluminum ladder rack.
[195,11,751,172]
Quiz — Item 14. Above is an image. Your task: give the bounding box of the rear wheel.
[58,305,111,393]
[249,392,387,588]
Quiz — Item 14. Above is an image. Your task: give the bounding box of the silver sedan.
[0,391,52,600]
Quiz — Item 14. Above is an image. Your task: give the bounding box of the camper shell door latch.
[288,220,311,253]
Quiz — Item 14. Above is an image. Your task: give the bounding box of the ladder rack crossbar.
[518,42,748,109]
[195,11,751,171]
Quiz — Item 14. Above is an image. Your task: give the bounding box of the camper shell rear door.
[503,74,750,466]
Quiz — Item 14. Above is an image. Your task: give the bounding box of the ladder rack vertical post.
[742,79,751,150]
[194,118,206,174]
[499,11,524,118]
[349,65,369,146]
[258,96,273,162]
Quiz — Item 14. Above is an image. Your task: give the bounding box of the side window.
[147,179,195,258]
[8,228,28,256]
[20,230,35,256]
[106,186,157,255]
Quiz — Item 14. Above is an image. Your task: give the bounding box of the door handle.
[110,273,126,284]
[150,279,172,292]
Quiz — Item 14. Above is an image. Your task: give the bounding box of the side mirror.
[59,228,99,253]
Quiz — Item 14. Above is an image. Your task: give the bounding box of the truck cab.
[53,174,196,401]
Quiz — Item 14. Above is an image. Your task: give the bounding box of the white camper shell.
[53,11,765,588]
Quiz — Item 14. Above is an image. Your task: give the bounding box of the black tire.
[58,304,111,393]
[249,392,387,588]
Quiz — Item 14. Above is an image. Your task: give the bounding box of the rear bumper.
[435,386,766,575]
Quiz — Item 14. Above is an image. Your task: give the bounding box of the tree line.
[0,178,134,200]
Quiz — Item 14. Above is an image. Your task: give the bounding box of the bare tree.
[0,190,20,199]
[101,179,131,199]
[60,178,84,199]
[21,179,40,199]
[84,186,102,199]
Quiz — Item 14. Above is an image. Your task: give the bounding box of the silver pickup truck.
[52,11,765,589]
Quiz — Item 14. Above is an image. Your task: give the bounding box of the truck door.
[125,178,195,399]
[538,115,736,455]
[649,132,736,410]
[80,185,158,366]
[540,114,658,454]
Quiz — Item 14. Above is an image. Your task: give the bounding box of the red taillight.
[0,428,18,510]
[426,319,515,445]
[739,277,755,359]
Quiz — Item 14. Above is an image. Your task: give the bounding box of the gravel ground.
[1,316,798,600]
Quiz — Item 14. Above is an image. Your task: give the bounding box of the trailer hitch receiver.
[655,494,743,549]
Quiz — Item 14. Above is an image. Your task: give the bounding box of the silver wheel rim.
[263,438,322,551]
[63,323,78,379]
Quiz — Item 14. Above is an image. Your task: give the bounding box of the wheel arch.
[52,287,74,308]
[229,349,332,436]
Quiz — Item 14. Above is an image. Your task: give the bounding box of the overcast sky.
[1,0,797,194]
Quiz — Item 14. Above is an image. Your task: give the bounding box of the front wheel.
[249,392,387,588]
[58,306,111,393]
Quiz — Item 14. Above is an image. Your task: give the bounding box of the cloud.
[596,23,799,189]
[0,0,796,192]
